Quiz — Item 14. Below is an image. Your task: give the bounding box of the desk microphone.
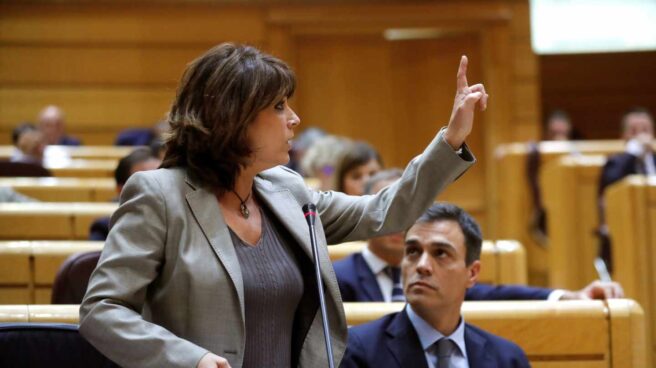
[302,203,335,368]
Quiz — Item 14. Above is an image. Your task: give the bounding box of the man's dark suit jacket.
[333,252,553,302]
[341,309,530,368]
[88,217,110,241]
[599,152,655,194]
[114,128,155,146]
[58,136,82,146]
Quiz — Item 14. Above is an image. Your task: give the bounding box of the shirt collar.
[406,304,467,359]
[362,245,389,274]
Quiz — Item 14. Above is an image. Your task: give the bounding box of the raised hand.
[443,55,488,150]
[197,353,232,368]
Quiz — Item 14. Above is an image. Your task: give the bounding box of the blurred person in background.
[597,107,655,270]
[38,105,81,146]
[286,126,326,175]
[335,141,383,196]
[544,109,574,141]
[88,147,161,241]
[115,119,170,147]
[300,134,352,190]
[0,187,38,202]
[11,128,47,164]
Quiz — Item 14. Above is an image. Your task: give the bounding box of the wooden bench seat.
[492,140,653,285]
[0,238,527,304]
[0,241,104,304]
[44,159,118,178]
[541,154,606,290]
[0,300,647,366]
[607,176,656,364]
[0,177,116,202]
[0,145,136,160]
[0,203,117,240]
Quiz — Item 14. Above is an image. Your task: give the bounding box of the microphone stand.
[302,203,335,368]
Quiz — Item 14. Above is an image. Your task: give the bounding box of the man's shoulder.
[349,311,399,340]
[605,152,636,166]
[465,323,528,359]
[333,252,362,273]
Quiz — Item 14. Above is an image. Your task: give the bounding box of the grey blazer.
[79,131,474,368]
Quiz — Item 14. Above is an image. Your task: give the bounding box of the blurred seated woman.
[300,134,351,191]
[336,141,383,196]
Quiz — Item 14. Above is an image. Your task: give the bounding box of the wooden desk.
[0,202,117,240]
[607,176,656,365]
[0,145,136,160]
[0,241,103,304]
[0,299,647,366]
[541,154,606,290]
[493,140,627,286]
[45,159,118,178]
[0,177,116,202]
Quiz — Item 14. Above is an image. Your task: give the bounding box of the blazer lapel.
[254,176,313,258]
[386,309,429,368]
[184,176,245,316]
[465,324,496,368]
[355,254,385,302]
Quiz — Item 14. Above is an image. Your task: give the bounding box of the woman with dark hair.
[79,43,487,368]
[336,141,383,196]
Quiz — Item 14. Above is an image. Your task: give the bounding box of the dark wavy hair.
[161,43,295,194]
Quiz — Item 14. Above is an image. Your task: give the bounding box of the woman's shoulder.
[122,167,188,195]
[258,165,306,187]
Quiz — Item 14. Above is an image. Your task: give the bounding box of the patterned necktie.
[434,338,456,368]
[384,266,405,302]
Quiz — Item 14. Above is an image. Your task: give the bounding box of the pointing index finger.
[457,55,469,92]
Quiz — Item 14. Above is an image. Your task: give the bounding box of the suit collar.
[253,175,313,258]
[464,324,496,367]
[385,309,429,368]
[354,253,385,301]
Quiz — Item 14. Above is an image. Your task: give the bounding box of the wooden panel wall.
[541,51,656,140]
[0,4,267,144]
[0,1,541,233]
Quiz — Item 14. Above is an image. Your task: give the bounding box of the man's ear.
[466,260,481,288]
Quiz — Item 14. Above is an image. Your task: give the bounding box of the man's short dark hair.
[363,168,403,195]
[114,148,158,187]
[414,203,483,265]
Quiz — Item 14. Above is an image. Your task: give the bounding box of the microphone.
[302,203,335,368]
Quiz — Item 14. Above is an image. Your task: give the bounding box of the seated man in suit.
[597,107,655,268]
[334,169,624,302]
[88,148,161,240]
[38,105,82,146]
[342,203,530,367]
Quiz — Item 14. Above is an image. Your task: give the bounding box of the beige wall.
[0,1,541,233]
